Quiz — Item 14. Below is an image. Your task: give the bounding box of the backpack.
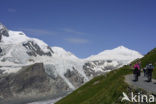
[147,64,154,73]
[133,67,139,75]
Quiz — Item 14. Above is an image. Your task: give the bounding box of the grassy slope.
[56,48,156,104]
[140,48,156,79]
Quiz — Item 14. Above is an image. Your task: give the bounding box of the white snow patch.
[27,97,62,104]
[52,47,78,59]
[0,66,21,74]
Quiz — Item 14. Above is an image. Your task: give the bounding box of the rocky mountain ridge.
[0,23,143,103]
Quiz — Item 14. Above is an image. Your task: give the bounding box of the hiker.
[146,63,154,82]
[133,62,140,81]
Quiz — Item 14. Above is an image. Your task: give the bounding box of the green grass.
[56,48,156,104]
[141,48,156,67]
[140,48,156,79]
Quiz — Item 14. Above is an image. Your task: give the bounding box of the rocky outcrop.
[0,23,9,42]
[0,47,2,53]
[23,41,53,57]
[0,63,69,104]
[83,60,122,79]
[64,67,84,88]
[0,34,1,42]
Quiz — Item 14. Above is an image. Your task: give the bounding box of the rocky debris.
[0,63,69,104]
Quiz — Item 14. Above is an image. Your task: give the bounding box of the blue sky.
[0,0,156,58]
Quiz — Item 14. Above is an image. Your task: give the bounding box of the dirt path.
[125,73,156,94]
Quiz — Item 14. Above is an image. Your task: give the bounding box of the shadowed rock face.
[83,60,122,79]
[0,63,69,104]
[0,47,2,53]
[23,41,53,57]
[64,67,84,88]
[0,23,9,41]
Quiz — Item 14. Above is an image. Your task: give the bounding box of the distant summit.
[86,46,143,63]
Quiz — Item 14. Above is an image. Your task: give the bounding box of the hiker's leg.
[136,75,138,81]
[133,74,137,81]
[149,73,152,82]
[135,74,138,81]
[133,74,135,80]
[144,71,146,76]
[146,74,149,81]
[147,73,151,82]
[147,74,150,81]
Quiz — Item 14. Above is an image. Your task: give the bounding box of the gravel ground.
[125,73,156,94]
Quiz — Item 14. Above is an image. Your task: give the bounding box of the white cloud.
[20,28,57,35]
[19,27,87,36]
[63,28,86,35]
[65,38,89,44]
[17,28,89,44]
[8,8,16,12]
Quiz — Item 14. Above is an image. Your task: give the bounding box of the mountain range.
[0,23,143,104]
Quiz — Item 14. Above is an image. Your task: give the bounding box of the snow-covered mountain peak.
[114,45,128,50]
[0,23,54,65]
[98,46,141,55]
[0,23,48,47]
[0,23,4,29]
[52,47,69,55]
[0,23,6,30]
[0,23,28,43]
[52,47,79,59]
[2,30,29,44]
[87,46,143,62]
[0,23,9,39]
[112,46,137,52]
